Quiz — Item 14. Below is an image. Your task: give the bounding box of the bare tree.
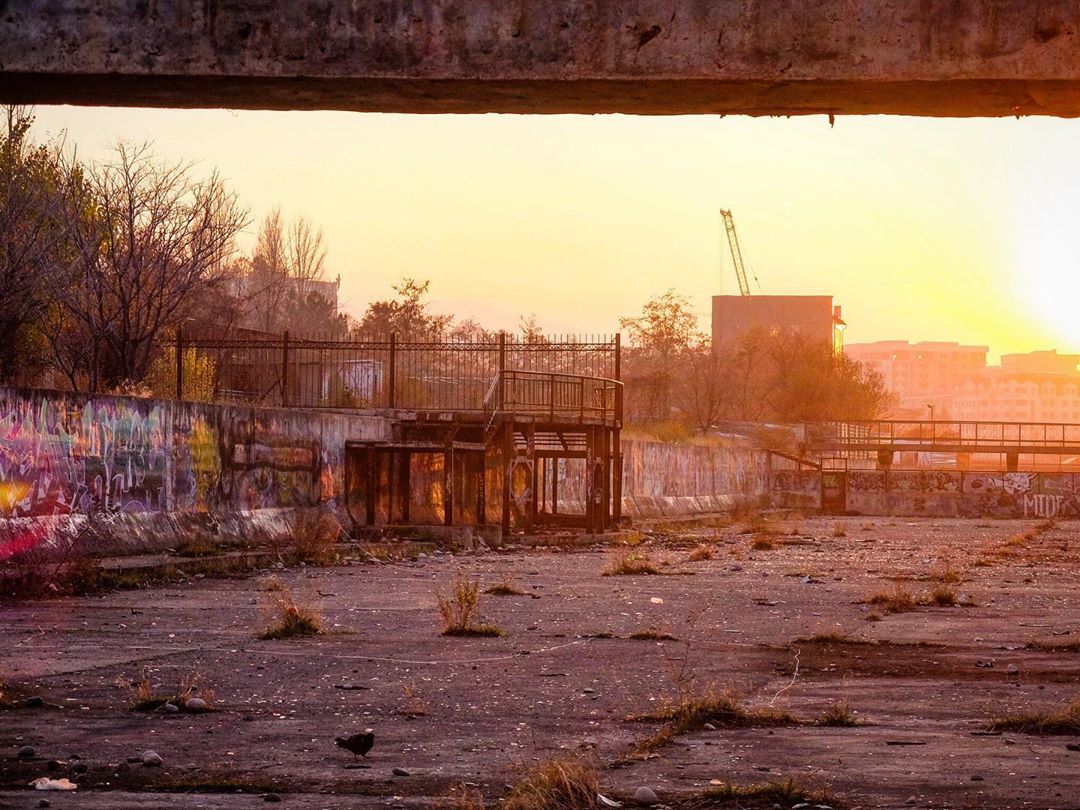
[48,143,248,389]
[245,209,330,334]
[0,106,66,383]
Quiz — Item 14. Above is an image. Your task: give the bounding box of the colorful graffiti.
[771,467,1080,518]
[0,395,168,517]
[229,436,320,510]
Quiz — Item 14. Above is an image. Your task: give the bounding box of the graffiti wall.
[0,387,391,556]
[769,467,1080,518]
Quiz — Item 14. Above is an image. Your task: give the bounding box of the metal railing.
[173,329,620,413]
[484,369,622,425]
[819,419,1080,453]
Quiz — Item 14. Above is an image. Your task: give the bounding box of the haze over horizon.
[29,105,1080,362]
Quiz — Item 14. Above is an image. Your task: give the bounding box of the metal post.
[552,456,559,515]
[444,444,454,527]
[175,327,185,401]
[525,424,536,533]
[281,330,290,407]
[365,448,377,526]
[585,426,596,532]
[476,455,486,526]
[501,424,512,535]
[498,331,507,411]
[400,451,411,524]
[388,332,397,409]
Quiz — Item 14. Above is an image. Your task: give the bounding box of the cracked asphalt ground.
[1,516,1078,809]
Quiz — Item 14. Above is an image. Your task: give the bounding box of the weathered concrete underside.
[4,1,1080,116]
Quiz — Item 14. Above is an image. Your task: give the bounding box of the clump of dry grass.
[816,702,859,727]
[1036,518,1057,533]
[935,565,962,584]
[258,585,322,639]
[985,699,1080,735]
[484,574,526,596]
[795,631,861,645]
[628,628,679,642]
[396,682,429,718]
[289,508,341,564]
[443,782,485,810]
[831,522,847,538]
[749,535,775,551]
[678,779,836,809]
[437,578,503,637]
[118,668,215,711]
[1024,638,1080,652]
[501,759,599,810]
[629,687,797,752]
[865,583,916,614]
[737,513,770,535]
[925,584,957,606]
[865,612,882,622]
[687,545,713,561]
[118,668,163,711]
[603,551,661,576]
[1005,528,1038,548]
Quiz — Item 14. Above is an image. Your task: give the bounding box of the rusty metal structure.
[172,331,623,535]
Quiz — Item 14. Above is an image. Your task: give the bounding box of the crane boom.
[720,209,751,296]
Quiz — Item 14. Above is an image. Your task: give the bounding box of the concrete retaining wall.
[771,468,1080,519]
[552,435,770,519]
[620,436,770,518]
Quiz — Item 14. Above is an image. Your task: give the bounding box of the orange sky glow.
[29,106,1080,360]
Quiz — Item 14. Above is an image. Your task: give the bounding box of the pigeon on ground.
[335,730,374,759]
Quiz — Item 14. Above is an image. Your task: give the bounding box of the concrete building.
[712,295,844,351]
[844,341,988,418]
[953,351,1080,423]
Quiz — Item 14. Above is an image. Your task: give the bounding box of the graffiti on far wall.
[0,396,167,517]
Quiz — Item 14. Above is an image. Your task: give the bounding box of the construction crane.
[720,209,752,296]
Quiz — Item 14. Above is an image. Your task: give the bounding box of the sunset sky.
[29,106,1080,360]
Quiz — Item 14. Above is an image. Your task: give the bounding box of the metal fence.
[173,330,620,412]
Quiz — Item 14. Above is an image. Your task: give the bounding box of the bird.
[335,730,374,759]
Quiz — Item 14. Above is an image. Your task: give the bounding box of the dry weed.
[259,585,322,639]
[865,583,916,614]
[630,686,797,752]
[437,578,503,637]
[501,759,599,810]
[817,702,859,727]
[603,551,661,576]
[985,699,1080,735]
[289,508,341,564]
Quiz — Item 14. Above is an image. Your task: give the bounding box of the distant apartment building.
[844,341,988,417]
[712,295,845,351]
[953,351,1080,423]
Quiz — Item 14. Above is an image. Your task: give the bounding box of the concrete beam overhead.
[3,1,1080,116]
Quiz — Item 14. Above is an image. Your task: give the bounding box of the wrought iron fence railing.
[171,330,621,414]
